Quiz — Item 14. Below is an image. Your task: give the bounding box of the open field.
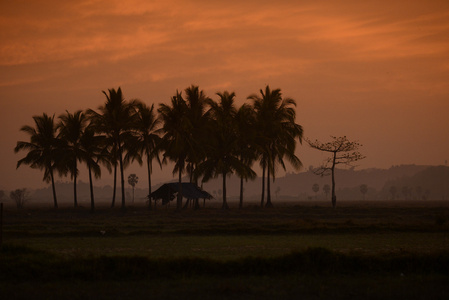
[1,200,449,299]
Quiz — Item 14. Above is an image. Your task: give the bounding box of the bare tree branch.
[306,136,365,208]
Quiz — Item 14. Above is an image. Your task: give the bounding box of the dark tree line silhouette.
[14,85,304,210]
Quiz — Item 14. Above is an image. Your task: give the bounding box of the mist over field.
[4,164,447,208]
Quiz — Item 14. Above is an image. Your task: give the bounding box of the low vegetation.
[1,201,448,299]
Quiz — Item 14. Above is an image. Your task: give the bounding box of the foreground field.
[1,201,448,299]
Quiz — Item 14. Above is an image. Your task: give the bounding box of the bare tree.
[10,189,28,209]
[307,136,365,208]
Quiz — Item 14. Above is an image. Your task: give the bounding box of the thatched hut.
[150,182,213,206]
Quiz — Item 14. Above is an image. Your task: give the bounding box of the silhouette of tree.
[307,136,365,208]
[87,87,136,209]
[196,91,255,209]
[249,86,303,208]
[312,183,319,199]
[360,184,368,200]
[235,103,257,209]
[127,174,138,204]
[125,101,161,209]
[0,190,5,202]
[415,186,423,200]
[158,90,192,209]
[15,113,62,208]
[323,184,331,199]
[275,186,281,199]
[401,186,410,200]
[389,186,397,200]
[79,123,110,212]
[10,188,28,209]
[184,85,210,185]
[57,110,87,207]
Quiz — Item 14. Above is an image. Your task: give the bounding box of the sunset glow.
[1,0,448,190]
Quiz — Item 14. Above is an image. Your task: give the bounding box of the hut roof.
[150,182,213,205]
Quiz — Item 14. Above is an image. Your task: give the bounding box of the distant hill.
[200,164,448,202]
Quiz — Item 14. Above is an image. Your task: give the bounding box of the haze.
[1,0,448,191]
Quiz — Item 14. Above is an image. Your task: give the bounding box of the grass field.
[1,200,448,299]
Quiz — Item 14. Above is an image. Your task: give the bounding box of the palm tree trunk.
[222,172,229,209]
[88,163,95,212]
[147,153,152,210]
[50,166,58,208]
[177,167,183,210]
[239,176,244,209]
[260,165,265,208]
[73,160,78,208]
[111,164,117,208]
[118,145,126,210]
[266,166,273,208]
[331,151,337,208]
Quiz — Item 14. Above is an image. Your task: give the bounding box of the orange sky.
[1,0,449,191]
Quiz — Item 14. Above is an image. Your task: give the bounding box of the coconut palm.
[57,110,87,207]
[196,91,255,209]
[79,123,110,211]
[248,86,303,207]
[183,85,210,183]
[124,101,161,209]
[234,103,257,208]
[87,87,136,209]
[14,113,62,208]
[158,90,192,209]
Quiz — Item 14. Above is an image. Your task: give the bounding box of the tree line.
[14,85,304,211]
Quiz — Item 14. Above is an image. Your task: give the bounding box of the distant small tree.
[323,184,330,199]
[275,186,281,199]
[307,136,365,208]
[360,184,368,200]
[0,190,5,202]
[415,186,423,200]
[389,186,397,200]
[312,183,319,199]
[127,174,139,204]
[401,186,410,200]
[10,189,28,209]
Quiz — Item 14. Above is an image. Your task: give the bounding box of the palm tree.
[196,91,255,209]
[234,103,257,209]
[125,101,161,209]
[158,91,192,209]
[57,110,87,207]
[127,174,139,204]
[87,87,136,209]
[14,113,62,208]
[79,123,110,212]
[184,85,210,183]
[248,86,303,207]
